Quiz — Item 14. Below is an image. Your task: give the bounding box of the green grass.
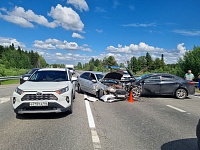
[1,79,20,85]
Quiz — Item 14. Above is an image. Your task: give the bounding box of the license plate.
[29,102,48,106]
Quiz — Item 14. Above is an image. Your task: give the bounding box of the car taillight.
[189,81,194,85]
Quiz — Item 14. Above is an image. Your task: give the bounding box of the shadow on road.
[16,112,71,120]
[161,138,198,150]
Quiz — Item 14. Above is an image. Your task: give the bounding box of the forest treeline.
[0,44,47,76]
[76,46,200,81]
[1,44,200,81]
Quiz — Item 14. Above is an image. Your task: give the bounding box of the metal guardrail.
[0,76,21,85]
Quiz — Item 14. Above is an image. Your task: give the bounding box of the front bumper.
[12,91,72,114]
[14,102,70,114]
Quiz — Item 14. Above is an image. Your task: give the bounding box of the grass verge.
[1,79,20,85]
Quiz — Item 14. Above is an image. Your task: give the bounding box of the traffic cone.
[128,91,134,103]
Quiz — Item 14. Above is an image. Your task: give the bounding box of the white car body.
[12,68,76,114]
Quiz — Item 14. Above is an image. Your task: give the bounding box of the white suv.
[12,68,76,115]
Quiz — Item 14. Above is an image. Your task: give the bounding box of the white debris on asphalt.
[84,94,99,102]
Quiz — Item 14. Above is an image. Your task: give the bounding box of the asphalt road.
[0,83,200,150]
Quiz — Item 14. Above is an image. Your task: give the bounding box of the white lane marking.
[85,100,101,149]
[166,105,187,113]
[0,97,11,104]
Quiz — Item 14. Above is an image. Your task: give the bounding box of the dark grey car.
[135,73,195,99]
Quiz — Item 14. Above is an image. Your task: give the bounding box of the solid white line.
[166,105,187,113]
[85,100,101,149]
[85,100,96,128]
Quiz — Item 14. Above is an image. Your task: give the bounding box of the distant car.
[196,120,200,149]
[134,73,195,99]
[12,68,76,115]
[20,68,40,84]
[121,71,131,81]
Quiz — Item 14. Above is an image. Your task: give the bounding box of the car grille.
[21,94,58,101]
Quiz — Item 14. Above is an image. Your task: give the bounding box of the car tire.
[198,140,200,150]
[132,85,142,97]
[73,90,75,99]
[97,89,104,99]
[68,95,73,114]
[77,84,82,93]
[175,88,187,99]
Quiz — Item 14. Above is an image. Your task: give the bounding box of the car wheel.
[175,88,187,99]
[132,85,142,97]
[97,90,104,99]
[73,90,75,99]
[77,84,82,93]
[198,140,200,150]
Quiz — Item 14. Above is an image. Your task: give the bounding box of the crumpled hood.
[18,81,70,91]
[103,71,123,80]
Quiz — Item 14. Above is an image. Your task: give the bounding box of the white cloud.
[0,6,57,28]
[122,23,156,27]
[106,42,189,64]
[72,32,85,39]
[177,43,187,58]
[0,5,84,32]
[0,12,34,28]
[48,4,84,31]
[173,30,200,36]
[33,40,56,49]
[106,42,164,53]
[0,37,26,48]
[66,0,89,12]
[56,52,63,56]
[33,38,92,52]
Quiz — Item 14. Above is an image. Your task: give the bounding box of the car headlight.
[56,87,69,94]
[15,87,24,95]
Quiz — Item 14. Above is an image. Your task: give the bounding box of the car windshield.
[27,68,38,74]
[96,74,103,81]
[28,70,69,82]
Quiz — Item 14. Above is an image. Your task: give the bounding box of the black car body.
[135,73,195,99]
[20,68,40,84]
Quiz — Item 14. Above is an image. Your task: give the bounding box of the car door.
[141,75,161,95]
[160,75,178,95]
[79,72,90,92]
[86,73,98,95]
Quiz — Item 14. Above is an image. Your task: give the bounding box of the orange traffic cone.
[128,91,134,103]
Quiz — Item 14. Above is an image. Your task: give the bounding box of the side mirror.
[92,79,97,83]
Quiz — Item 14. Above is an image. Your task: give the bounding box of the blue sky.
[0,0,200,65]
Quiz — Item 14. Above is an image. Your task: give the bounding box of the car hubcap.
[177,89,186,98]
